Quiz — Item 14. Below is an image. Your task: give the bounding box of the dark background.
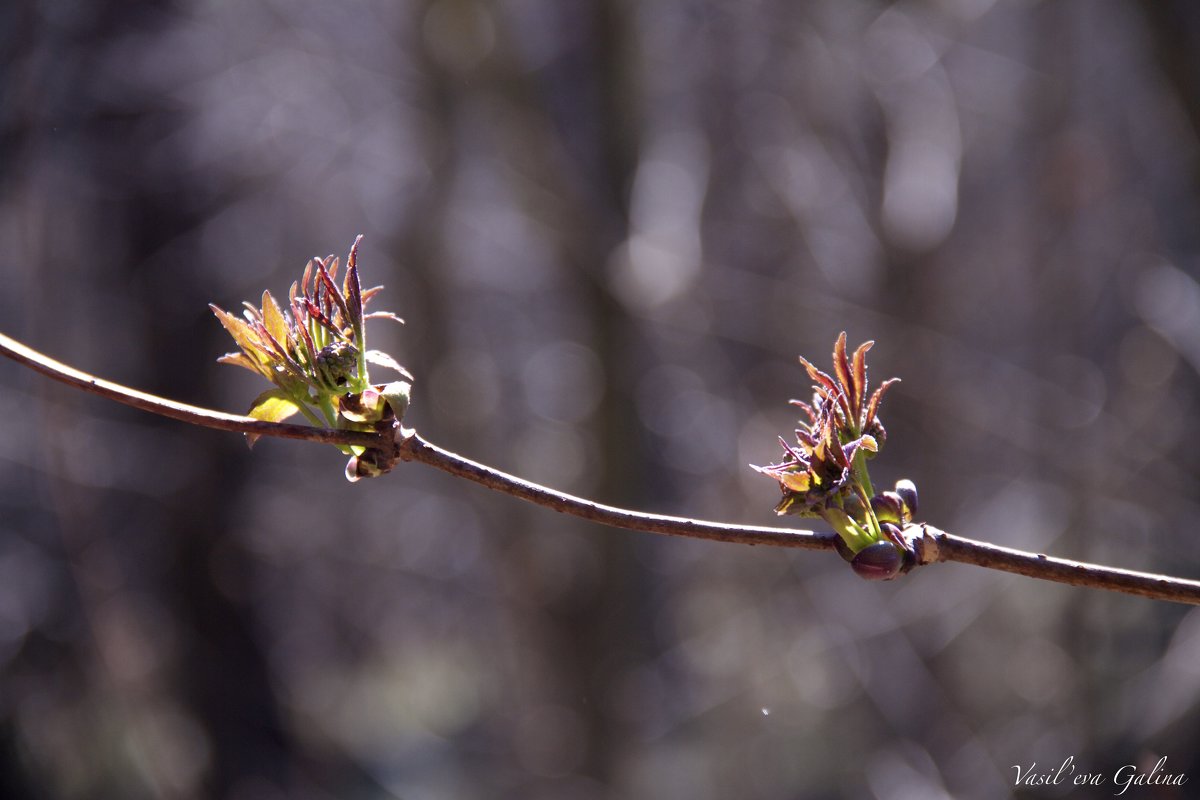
[3,1,1200,798]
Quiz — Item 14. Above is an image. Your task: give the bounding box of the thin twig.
[5,330,1200,606]
[0,331,384,450]
[395,433,1200,605]
[396,432,835,550]
[917,530,1200,605]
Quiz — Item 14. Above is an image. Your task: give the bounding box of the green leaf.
[248,388,303,422]
[211,305,257,349]
[217,352,268,377]
[244,389,304,448]
[380,381,411,423]
[211,305,274,365]
[261,290,289,348]
[365,350,413,380]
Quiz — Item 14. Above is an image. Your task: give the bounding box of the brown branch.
[0,331,384,450]
[5,329,1200,606]
[395,432,834,550]
[395,432,1200,605]
[914,529,1200,605]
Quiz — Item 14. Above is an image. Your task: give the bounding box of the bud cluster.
[211,236,411,480]
[754,333,920,580]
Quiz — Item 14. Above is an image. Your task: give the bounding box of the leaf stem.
[293,396,328,429]
[852,452,875,504]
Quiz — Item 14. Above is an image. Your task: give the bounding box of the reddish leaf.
[832,332,854,409]
[301,259,315,300]
[345,234,364,333]
[851,340,873,419]
[363,311,405,324]
[317,263,351,332]
[798,355,851,419]
[864,378,900,428]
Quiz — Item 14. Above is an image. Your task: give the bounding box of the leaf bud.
[894,479,919,519]
[315,341,358,389]
[870,492,907,525]
[850,541,904,581]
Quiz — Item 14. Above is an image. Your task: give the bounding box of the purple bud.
[870,492,906,524]
[344,447,394,482]
[894,479,919,519]
[850,541,904,581]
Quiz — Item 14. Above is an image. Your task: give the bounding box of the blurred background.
[3,0,1200,797]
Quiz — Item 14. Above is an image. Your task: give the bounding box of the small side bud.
[345,447,396,482]
[339,388,386,423]
[380,380,411,424]
[894,479,919,519]
[870,492,906,525]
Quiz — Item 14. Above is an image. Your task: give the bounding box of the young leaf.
[217,352,268,377]
[211,305,270,360]
[260,290,290,348]
[366,350,415,380]
[243,389,304,448]
[832,332,854,412]
[851,339,873,420]
[338,389,385,423]
[380,381,412,423]
[864,378,900,429]
[345,234,364,334]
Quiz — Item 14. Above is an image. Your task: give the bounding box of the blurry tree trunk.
[13,3,296,796]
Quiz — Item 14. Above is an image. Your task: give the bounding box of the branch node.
[394,426,418,461]
[911,523,942,566]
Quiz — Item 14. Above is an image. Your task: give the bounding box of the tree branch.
[395,432,833,550]
[5,329,1200,606]
[915,531,1200,605]
[394,433,1200,605]
[0,331,384,450]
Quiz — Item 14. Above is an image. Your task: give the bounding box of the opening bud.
[870,492,907,525]
[894,479,919,519]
